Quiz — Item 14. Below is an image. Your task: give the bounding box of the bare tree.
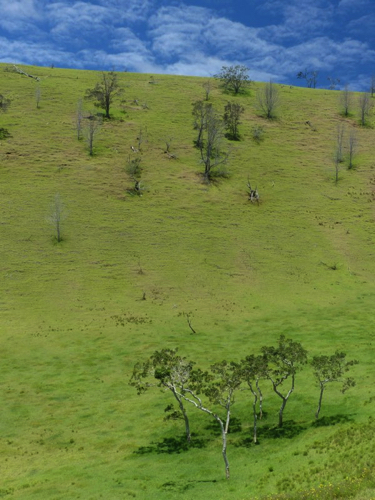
[136,126,147,152]
[85,71,121,119]
[297,69,319,88]
[348,128,358,170]
[214,65,251,95]
[199,107,229,182]
[192,100,212,149]
[202,80,212,101]
[76,99,83,140]
[358,92,373,126]
[47,193,66,242]
[370,74,375,98]
[327,76,340,90]
[85,111,101,156]
[340,84,353,116]
[35,86,41,109]
[334,124,345,183]
[223,101,244,140]
[257,80,280,119]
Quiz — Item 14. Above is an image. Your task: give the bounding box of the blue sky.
[0,0,374,89]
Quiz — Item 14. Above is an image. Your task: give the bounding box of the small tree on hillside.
[76,99,84,140]
[340,84,353,116]
[0,94,11,113]
[311,351,358,419]
[85,111,101,155]
[85,71,121,119]
[358,92,373,126]
[261,335,308,428]
[199,107,229,182]
[35,85,41,109]
[348,128,358,170]
[334,124,345,183]
[192,100,212,148]
[257,80,280,119]
[297,69,319,88]
[47,193,66,243]
[370,74,375,98]
[129,348,194,443]
[327,76,340,90]
[202,80,212,101]
[223,101,244,140]
[214,65,251,95]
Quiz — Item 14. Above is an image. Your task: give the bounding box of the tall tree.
[214,65,251,95]
[85,112,101,156]
[85,71,121,119]
[129,348,194,443]
[257,80,280,119]
[199,107,229,182]
[358,92,373,126]
[297,69,319,88]
[311,351,358,419]
[262,335,307,428]
[223,101,244,140]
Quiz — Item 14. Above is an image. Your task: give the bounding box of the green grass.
[0,64,375,499]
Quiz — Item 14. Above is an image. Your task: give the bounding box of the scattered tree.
[370,74,375,98]
[35,85,41,109]
[214,65,251,95]
[136,126,147,152]
[129,348,195,443]
[85,71,121,119]
[199,107,229,182]
[257,80,280,119]
[297,69,319,88]
[327,76,340,90]
[0,94,11,113]
[85,111,101,156]
[348,128,358,170]
[241,355,267,443]
[311,351,358,419]
[76,98,83,140]
[334,124,345,183]
[358,92,373,126]
[223,101,244,140]
[202,80,212,101]
[47,193,66,243]
[192,100,212,149]
[261,335,307,428]
[340,84,353,116]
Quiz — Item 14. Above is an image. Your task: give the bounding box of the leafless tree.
[47,193,66,242]
[35,86,41,109]
[192,100,212,148]
[334,124,345,183]
[358,92,373,126]
[85,111,101,156]
[202,80,212,100]
[76,99,83,140]
[340,84,353,116]
[137,126,147,151]
[199,107,229,182]
[327,76,340,90]
[85,71,121,119]
[370,75,375,98]
[348,128,358,170]
[257,80,280,119]
[297,69,319,88]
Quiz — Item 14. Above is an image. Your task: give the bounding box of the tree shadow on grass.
[312,414,354,428]
[134,433,207,455]
[160,478,217,493]
[258,420,307,439]
[204,416,242,435]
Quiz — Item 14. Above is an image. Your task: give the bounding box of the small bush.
[0,128,11,140]
[252,125,265,142]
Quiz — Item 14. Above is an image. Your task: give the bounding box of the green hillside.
[1,64,375,500]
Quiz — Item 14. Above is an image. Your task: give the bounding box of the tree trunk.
[315,384,325,419]
[225,407,231,435]
[216,416,230,479]
[256,379,263,419]
[172,389,191,443]
[278,398,287,428]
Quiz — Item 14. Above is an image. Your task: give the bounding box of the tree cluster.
[130,339,357,480]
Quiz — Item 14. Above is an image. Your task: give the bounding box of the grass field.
[0,64,375,499]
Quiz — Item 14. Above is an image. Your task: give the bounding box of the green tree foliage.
[261,335,308,428]
[223,101,244,140]
[85,71,121,119]
[214,65,251,95]
[311,351,358,419]
[129,348,195,443]
[192,100,212,149]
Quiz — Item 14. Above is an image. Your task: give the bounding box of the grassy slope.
[0,64,375,499]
